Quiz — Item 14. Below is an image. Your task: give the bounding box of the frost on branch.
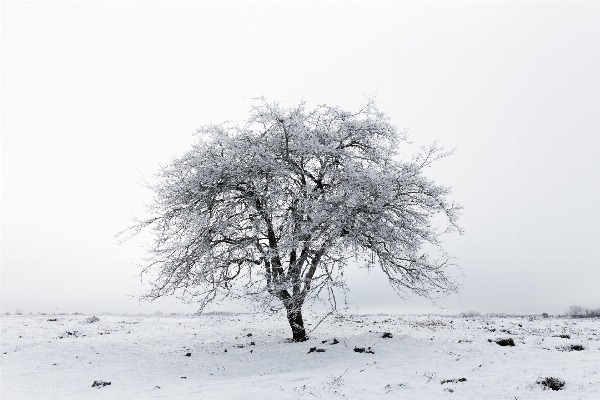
[121,98,462,341]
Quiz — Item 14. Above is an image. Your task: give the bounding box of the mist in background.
[2,2,599,315]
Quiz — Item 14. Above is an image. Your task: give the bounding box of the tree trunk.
[285,302,307,342]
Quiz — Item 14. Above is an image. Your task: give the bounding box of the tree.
[124,99,462,342]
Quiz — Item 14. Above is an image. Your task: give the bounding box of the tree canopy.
[125,99,462,341]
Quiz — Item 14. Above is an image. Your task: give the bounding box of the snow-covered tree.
[124,99,462,341]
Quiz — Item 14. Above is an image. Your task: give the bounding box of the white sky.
[2,2,599,315]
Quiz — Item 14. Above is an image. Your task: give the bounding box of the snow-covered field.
[2,313,599,399]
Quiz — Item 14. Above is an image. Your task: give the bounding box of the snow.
[2,313,599,399]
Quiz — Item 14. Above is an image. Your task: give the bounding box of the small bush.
[382,332,393,338]
[85,316,100,324]
[561,344,584,352]
[537,377,564,391]
[460,310,481,318]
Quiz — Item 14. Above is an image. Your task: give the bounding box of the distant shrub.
[566,306,600,318]
[15,309,23,315]
[537,377,564,391]
[85,316,100,323]
[460,310,481,317]
[153,311,164,316]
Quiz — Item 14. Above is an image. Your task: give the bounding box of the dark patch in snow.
[382,332,393,338]
[332,338,339,345]
[441,378,467,384]
[552,334,571,339]
[562,344,584,351]
[47,318,57,322]
[58,331,84,339]
[91,380,111,388]
[488,338,515,346]
[354,347,374,354]
[184,352,191,357]
[308,347,326,353]
[537,377,564,391]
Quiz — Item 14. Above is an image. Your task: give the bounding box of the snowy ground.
[1,313,599,399]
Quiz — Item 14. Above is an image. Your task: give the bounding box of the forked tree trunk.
[285,302,307,342]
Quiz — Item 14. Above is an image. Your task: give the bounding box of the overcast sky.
[2,2,599,315]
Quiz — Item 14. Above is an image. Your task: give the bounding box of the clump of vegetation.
[566,306,600,318]
[552,334,571,339]
[536,377,564,391]
[560,344,584,352]
[85,316,100,323]
[488,338,515,346]
[382,332,393,338]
